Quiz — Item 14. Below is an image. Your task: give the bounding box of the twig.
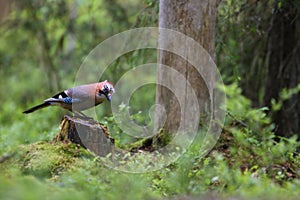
[226,111,249,128]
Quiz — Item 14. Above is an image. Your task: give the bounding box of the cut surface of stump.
[53,115,114,157]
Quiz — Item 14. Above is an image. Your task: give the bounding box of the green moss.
[1,141,93,179]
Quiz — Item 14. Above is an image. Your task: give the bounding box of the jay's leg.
[73,110,94,120]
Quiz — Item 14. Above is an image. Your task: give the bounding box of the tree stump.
[52,115,114,157]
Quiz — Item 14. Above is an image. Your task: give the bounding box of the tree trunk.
[155,0,217,136]
[263,0,300,137]
[53,115,115,156]
[0,0,12,22]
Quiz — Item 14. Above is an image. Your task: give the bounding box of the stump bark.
[52,115,114,157]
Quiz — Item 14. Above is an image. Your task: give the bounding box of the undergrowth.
[1,83,300,200]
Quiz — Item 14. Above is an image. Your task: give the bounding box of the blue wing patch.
[63,97,73,104]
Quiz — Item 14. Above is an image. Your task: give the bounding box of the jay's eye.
[104,85,109,92]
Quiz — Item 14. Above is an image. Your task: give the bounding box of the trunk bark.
[264,0,300,137]
[53,115,114,156]
[156,0,217,136]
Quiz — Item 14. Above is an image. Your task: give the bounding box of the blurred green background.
[0,0,158,152]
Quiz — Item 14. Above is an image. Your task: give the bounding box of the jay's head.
[98,80,115,102]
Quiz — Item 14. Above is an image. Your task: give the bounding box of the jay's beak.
[106,94,112,102]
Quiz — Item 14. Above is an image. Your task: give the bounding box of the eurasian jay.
[23,80,115,116]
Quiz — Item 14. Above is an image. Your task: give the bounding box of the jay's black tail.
[23,102,51,114]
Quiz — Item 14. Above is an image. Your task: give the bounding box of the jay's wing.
[44,84,101,111]
[44,91,82,104]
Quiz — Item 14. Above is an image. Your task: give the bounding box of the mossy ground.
[1,84,300,200]
[1,125,300,200]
